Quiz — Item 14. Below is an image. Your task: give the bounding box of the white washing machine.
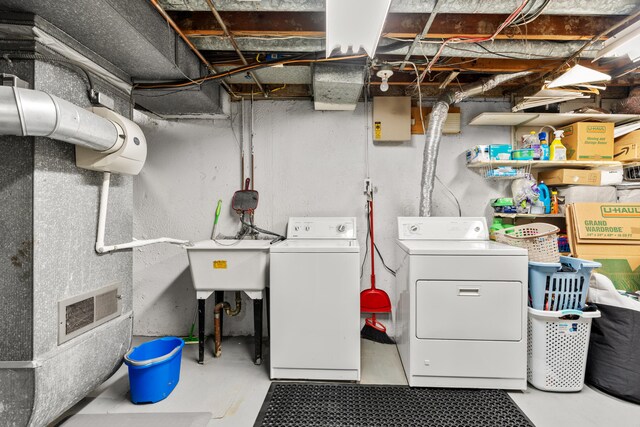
[270,217,360,381]
[395,217,528,390]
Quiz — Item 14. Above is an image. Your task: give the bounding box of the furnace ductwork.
[0,85,119,151]
[418,72,532,217]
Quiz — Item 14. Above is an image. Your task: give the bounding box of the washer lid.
[270,239,360,253]
[397,240,527,256]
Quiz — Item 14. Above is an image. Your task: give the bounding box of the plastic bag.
[511,175,540,213]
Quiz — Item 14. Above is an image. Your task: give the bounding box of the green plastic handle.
[214,200,222,225]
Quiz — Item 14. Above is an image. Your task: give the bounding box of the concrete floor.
[55,336,640,427]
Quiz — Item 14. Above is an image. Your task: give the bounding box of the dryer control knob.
[305,225,310,231]
[294,226,300,231]
[410,224,419,233]
[337,224,346,233]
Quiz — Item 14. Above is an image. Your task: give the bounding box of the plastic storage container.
[124,337,185,404]
[528,308,600,392]
[529,256,601,311]
[494,223,560,263]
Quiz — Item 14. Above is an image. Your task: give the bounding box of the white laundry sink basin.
[186,240,271,296]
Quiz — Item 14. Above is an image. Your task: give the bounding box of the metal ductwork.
[0,85,119,151]
[313,63,366,111]
[0,83,147,175]
[419,72,532,217]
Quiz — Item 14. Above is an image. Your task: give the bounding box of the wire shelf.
[480,162,532,181]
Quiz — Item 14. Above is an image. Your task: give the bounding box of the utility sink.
[186,240,271,298]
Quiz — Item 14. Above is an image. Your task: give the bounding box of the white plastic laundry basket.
[527,307,600,392]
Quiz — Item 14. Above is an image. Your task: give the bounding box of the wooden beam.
[198,57,625,77]
[373,58,620,74]
[169,11,628,41]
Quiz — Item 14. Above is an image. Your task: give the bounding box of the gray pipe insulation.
[418,71,532,216]
[0,86,119,151]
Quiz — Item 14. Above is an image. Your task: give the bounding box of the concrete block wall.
[133,99,512,338]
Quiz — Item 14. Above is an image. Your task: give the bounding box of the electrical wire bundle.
[423,0,533,73]
[509,0,551,27]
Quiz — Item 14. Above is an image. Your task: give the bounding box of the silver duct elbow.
[0,86,119,151]
[418,71,531,217]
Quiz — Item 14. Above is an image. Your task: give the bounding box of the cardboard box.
[561,122,614,160]
[538,169,601,186]
[566,203,640,292]
[614,130,640,162]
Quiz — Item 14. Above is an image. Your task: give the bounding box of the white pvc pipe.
[96,172,190,253]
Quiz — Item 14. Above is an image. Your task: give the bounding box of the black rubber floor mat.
[254,383,534,427]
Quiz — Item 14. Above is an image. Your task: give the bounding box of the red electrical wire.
[423,0,530,74]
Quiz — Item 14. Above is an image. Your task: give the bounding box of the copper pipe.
[203,0,267,97]
[213,291,242,357]
[149,0,235,95]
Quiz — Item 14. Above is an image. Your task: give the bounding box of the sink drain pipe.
[214,291,242,357]
[418,71,531,217]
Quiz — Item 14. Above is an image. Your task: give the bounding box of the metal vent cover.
[58,283,122,344]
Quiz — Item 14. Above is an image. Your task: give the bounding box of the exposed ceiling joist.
[208,57,624,74]
[192,37,605,59]
[376,58,624,73]
[158,0,638,15]
[170,12,628,41]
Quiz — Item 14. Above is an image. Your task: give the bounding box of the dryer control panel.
[287,217,356,239]
[398,217,488,240]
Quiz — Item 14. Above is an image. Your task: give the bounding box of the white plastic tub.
[186,240,271,292]
[527,307,600,392]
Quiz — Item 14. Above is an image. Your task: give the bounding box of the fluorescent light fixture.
[593,20,640,63]
[546,65,611,89]
[325,0,391,58]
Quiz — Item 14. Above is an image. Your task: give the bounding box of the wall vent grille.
[58,283,122,344]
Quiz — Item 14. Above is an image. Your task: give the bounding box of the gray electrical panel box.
[373,96,412,142]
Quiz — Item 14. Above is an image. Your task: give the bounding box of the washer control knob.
[410,224,420,233]
[305,225,310,231]
[337,224,346,233]
[294,226,300,231]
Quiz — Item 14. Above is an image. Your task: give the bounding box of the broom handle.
[369,199,376,290]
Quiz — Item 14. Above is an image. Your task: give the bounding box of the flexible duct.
[0,85,119,151]
[418,71,532,217]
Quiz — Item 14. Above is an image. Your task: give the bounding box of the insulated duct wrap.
[418,72,531,216]
[0,86,119,151]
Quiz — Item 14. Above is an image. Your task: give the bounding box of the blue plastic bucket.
[124,337,185,404]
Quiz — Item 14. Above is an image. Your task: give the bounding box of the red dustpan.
[360,199,391,313]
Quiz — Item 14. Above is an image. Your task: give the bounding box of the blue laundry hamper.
[124,337,185,404]
[529,256,601,311]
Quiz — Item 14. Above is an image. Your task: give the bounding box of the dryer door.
[415,280,522,341]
